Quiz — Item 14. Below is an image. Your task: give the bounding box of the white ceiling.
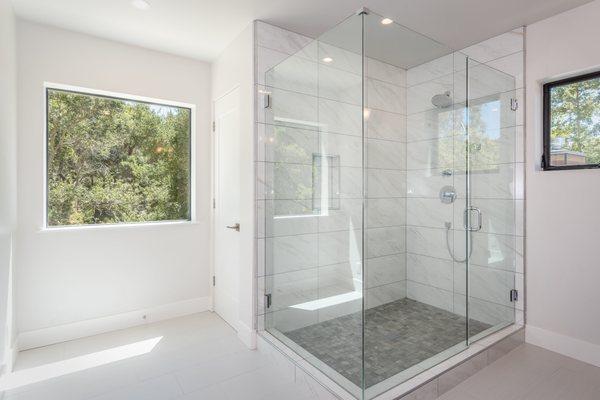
[11,0,594,62]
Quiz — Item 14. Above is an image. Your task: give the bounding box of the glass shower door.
[463,57,518,342]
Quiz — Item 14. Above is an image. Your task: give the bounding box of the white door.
[213,87,241,330]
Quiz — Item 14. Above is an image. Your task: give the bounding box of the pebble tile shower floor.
[286,298,490,387]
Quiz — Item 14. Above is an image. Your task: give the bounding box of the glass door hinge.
[509,289,518,302]
[263,93,271,109]
[265,293,272,309]
[212,276,216,286]
[510,98,519,111]
[212,121,216,132]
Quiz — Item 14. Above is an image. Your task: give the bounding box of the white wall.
[0,0,17,372]
[210,23,255,347]
[15,21,212,346]
[525,0,600,365]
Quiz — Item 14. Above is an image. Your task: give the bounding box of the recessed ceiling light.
[131,0,151,10]
[381,18,394,25]
[322,57,333,63]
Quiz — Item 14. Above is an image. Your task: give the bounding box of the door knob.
[226,223,240,232]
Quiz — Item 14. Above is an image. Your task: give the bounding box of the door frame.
[210,85,241,324]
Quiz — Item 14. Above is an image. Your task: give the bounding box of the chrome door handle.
[463,207,482,232]
[226,223,240,232]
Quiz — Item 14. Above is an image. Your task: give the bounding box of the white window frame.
[42,82,197,230]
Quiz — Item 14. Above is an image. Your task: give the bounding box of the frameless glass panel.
[464,57,517,342]
[362,11,468,399]
[261,13,365,398]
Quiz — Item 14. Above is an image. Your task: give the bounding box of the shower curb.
[257,324,524,400]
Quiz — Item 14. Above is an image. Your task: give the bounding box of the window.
[46,86,193,227]
[543,71,600,170]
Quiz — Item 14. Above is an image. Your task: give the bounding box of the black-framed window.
[46,87,193,227]
[542,70,600,170]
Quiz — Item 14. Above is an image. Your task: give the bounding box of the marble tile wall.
[404,28,525,328]
[254,21,409,333]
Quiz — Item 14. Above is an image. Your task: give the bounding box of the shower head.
[431,91,453,109]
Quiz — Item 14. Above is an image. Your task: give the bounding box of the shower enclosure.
[258,9,520,399]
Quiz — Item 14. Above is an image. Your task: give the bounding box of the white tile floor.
[438,343,600,400]
[0,312,337,400]
[2,314,599,400]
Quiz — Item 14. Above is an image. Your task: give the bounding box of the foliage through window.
[543,71,600,170]
[46,88,192,226]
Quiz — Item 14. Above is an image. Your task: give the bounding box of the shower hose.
[444,221,473,263]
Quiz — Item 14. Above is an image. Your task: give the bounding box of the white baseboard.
[18,297,211,351]
[526,325,600,367]
[237,321,257,349]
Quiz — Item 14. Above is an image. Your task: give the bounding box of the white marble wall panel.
[366,139,406,170]
[407,281,453,312]
[366,78,406,114]
[267,269,319,312]
[318,262,356,292]
[256,21,314,59]
[468,164,517,200]
[266,234,318,275]
[462,231,522,271]
[486,51,524,89]
[407,73,454,115]
[261,86,318,128]
[318,98,362,136]
[266,53,318,96]
[316,198,362,233]
[366,109,406,141]
[366,226,406,258]
[367,57,407,87]
[318,230,362,267]
[260,199,318,237]
[407,198,453,229]
[256,46,294,86]
[406,226,451,260]
[319,132,362,167]
[407,108,456,142]
[318,42,362,75]
[338,166,362,199]
[406,168,453,198]
[365,254,406,289]
[366,197,406,228]
[406,137,454,170]
[318,64,362,104]
[407,253,453,292]
[366,281,407,309]
[406,53,454,86]
[461,28,524,64]
[367,169,406,198]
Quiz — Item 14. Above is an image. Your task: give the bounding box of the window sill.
[38,220,200,233]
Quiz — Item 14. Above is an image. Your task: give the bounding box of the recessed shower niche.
[256,9,524,399]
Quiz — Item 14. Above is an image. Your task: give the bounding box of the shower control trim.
[439,185,457,204]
